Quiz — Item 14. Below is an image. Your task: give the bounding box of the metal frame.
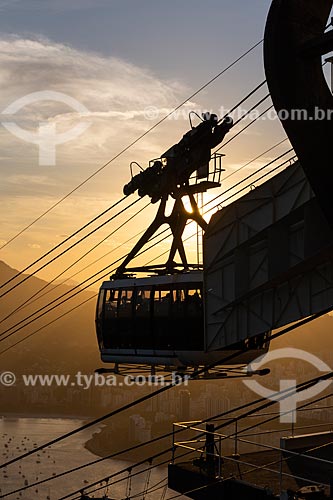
[204,161,333,351]
[115,153,224,277]
[96,363,262,380]
[172,405,333,494]
[264,0,333,227]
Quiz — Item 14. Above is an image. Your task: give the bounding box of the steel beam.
[264,0,333,227]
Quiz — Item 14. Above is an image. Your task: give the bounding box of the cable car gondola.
[96,113,270,373]
[96,271,270,368]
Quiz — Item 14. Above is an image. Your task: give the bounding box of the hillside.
[0,259,333,419]
[1,258,333,372]
[0,260,101,374]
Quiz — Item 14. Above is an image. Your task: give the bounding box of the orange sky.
[0,12,331,289]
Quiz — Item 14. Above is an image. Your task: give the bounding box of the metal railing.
[171,404,333,496]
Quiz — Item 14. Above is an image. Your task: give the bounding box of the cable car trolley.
[96,113,270,378]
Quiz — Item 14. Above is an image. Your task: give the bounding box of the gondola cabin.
[95,114,271,371]
[96,271,270,369]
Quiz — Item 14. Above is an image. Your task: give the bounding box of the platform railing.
[171,404,333,496]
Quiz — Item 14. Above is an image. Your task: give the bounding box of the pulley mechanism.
[123,113,233,203]
[116,113,233,277]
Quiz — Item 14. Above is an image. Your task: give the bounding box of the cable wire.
[0,294,96,357]
[228,92,271,127]
[0,150,294,345]
[57,384,333,500]
[60,378,333,500]
[216,104,275,152]
[0,39,263,251]
[0,83,269,302]
[145,152,295,265]
[26,137,288,316]
[218,79,267,122]
[3,227,145,325]
[0,150,296,348]
[0,104,286,336]
[1,294,332,487]
[0,197,141,301]
[0,201,150,326]
[0,221,178,343]
[2,356,331,498]
[0,196,126,290]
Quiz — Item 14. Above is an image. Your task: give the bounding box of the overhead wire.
[1,279,332,485]
[218,79,267,122]
[166,396,333,500]
[79,393,333,500]
[0,32,326,500]
[1,421,179,498]
[0,197,142,299]
[155,478,223,500]
[0,149,295,347]
[1,310,329,475]
[7,381,328,500]
[226,92,271,128]
[222,137,288,182]
[2,353,331,498]
[0,201,150,326]
[124,392,333,500]
[66,455,173,500]
[60,378,333,500]
[216,104,275,152]
[145,151,296,265]
[0,93,280,342]
[1,226,146,326]
[0,148,296,349]
[0,82,268,303]
[0,71,300,500]
[0,295,96,357]
[0,133,287,332]
[1,42,330,500]
[0,196,127,290]
[0,39,264,251]
[231,427,333,489]
[0,218,180,343]
[124,476,168,500]
[15,136,288,319]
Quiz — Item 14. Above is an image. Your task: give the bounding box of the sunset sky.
[0,0,330,287]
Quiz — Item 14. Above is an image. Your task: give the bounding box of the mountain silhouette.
[0,260,101,373]
[0,259,332,374]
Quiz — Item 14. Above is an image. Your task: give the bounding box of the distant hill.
[0,260,333,420]
[0,260,101,373]
[0,259,332,373]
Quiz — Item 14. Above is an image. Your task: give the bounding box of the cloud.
[6,174,57,186]
[0,31,192,212]
[0,35,192,192]
[0,36,185,110]
[0,35,195,274]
